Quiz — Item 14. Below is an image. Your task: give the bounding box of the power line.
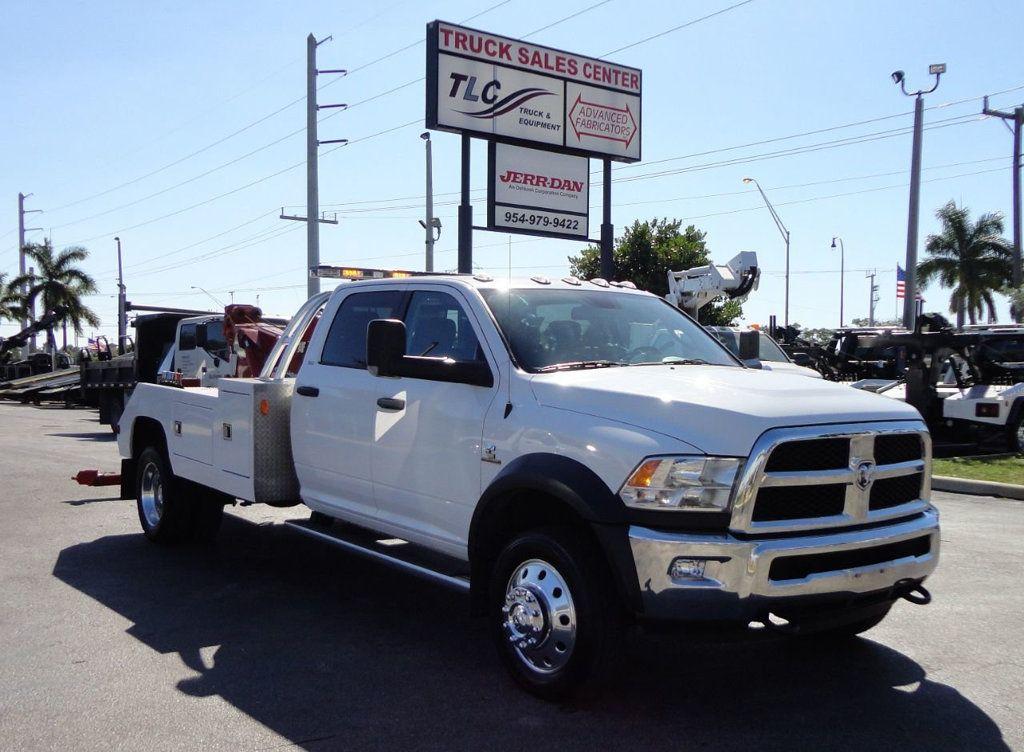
[44,0,510,217]
[523,0,614,38]
[601,0,758,56]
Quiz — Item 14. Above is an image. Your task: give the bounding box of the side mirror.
[738,330,760,361]
[367,319,407,377]
[367,317,494,387]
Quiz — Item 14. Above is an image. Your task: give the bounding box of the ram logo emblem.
[855,461,876,490]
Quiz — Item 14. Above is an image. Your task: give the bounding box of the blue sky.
[2,0,1023,340]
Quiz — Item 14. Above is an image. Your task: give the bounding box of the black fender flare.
[468,453,641,614]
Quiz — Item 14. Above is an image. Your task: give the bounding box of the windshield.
[480,288,738,371]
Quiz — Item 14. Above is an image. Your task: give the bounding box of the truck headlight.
[619,456,743,511]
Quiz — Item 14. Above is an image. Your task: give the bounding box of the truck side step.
[284,518,471,592]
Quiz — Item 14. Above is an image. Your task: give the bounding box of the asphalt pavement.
[0,401,1021,751]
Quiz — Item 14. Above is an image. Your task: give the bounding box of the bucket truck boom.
[665,251,760,318]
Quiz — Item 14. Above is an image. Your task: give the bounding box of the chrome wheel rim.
[140,461,164,528]
[502,558,577,674]
[1016,421,1024,452]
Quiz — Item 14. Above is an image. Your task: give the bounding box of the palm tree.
[916,201,1013,327]
[11,240,101,349]
[0,272,25,324]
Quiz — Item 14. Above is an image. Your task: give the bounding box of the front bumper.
[629,507,940,621]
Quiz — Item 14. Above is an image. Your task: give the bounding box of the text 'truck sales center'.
[427,21,642,162]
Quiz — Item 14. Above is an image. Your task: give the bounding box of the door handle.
[377,397,405,410]
[296,385,319,397]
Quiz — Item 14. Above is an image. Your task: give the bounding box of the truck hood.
[529,365,922,456]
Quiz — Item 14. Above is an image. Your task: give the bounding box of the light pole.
[191,285,225,308]
[743,177,791,326]
[866,270,879,327]
[114,237,127,354]
[831,236,845,327]
[419,132,441,272]
[892,64,945,328]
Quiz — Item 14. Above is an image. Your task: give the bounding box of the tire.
[109,393,124,435]
[135,448,224,544]
[1007,412,1024,454]
[136,447,193,544]
[489,526,625,700]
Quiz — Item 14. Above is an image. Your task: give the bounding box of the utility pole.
[600,160,613,280]
[866,270,879,327]
[744,177,791,326]
[982,96,1023,320]
[892,64,945,329]
[419,132,441,272]
[281,34,346,298]
[832,236,845,327]
[457,134,472,274]
[17,192,43,357]
[114,237,127,355]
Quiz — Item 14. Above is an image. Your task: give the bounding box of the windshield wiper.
[630,358,710,366]
[535,359,625,373]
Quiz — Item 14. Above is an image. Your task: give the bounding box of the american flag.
[896,265,923,300]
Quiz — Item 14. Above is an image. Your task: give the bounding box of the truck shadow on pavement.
[53,513,1009,752]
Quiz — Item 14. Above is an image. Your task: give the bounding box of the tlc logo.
[448,73,501,103]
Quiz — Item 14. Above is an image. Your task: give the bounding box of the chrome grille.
[731,422,931,534]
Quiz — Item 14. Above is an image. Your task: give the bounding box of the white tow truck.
[116,272,940,698]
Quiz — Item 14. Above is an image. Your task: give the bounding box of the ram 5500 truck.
[116,275,939,698]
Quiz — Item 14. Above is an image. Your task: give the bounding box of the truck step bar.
[284,518,471,592]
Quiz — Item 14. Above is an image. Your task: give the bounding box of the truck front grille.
[764,438,850,472]
[752,484,846,521]
[875,434,923,464]
[732,423,931,534]
[870,473,924,510]
[768,535,932,581]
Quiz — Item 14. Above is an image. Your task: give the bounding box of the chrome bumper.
[628,507,940,621]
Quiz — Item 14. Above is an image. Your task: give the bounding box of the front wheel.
[1007,412,1024,454]
[489,527,625,700]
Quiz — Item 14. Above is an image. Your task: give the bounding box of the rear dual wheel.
[136,447,224,544]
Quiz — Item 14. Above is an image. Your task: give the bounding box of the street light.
[892,63,945,328]
[114,237,127,354]
[744,177,791,326]
[831,236,845,327]
[419,132,441,273]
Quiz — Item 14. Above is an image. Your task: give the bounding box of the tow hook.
[896,579,931,605]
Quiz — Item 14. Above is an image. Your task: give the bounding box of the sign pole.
[458,133,473,274]
[600,159,613,279]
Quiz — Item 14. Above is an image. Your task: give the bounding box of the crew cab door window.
[320,290,404,367]
[403,290,485,363]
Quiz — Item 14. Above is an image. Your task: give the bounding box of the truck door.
[291,287,405,525]
[371,287,499,556]
[175,322,198,376]
[196,319,235,380]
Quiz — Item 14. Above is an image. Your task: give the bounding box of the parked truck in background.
[115,273,939,698]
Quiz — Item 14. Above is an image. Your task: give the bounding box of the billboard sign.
[426,20,641,162]
[487,142,590,239]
